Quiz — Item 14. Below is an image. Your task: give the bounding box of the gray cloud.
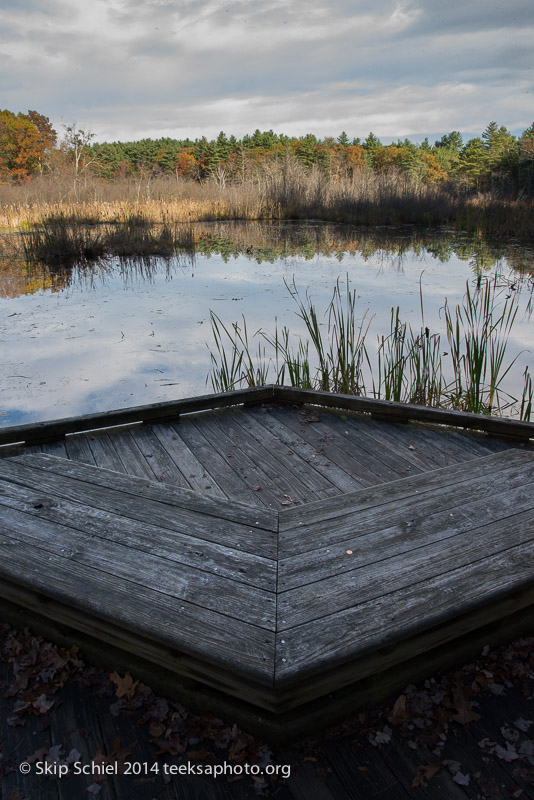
[1,0,532,142]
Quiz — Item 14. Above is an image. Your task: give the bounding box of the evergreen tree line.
[1,108,534,195]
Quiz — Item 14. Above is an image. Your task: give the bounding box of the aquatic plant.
[18,214,200,269]
[207,277,532,421]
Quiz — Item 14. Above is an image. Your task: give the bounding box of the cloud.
[1,0,532,141]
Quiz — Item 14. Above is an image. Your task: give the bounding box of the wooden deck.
[0,387,533,738]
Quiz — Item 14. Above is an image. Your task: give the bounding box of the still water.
[0,221,532,427]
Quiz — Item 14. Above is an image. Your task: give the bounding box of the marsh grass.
[443,278,520,414]
[208,312,277,392]
[520,367,533,421]
[18,214,200,268]
[20,217,107,268]
[207,277,532,421]
[2,170,534,240]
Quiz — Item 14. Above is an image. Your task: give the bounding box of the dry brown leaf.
[109,671,139,699]
[186,748,212,760]
[388,694,409,726]
[451,686,480,725]
[26,746,48,763]
[412,762,440,788]
[149,721,166,738]
[281,494,298,505]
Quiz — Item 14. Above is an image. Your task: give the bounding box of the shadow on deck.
[0,386,533,739]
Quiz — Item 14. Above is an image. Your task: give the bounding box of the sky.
[1,0,533,144]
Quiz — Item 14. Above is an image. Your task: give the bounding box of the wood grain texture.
[7,451,278,535]
[0,386,275,445]
[275,533,534,684]
[1,394,532,726]
[278,448,531,535]
[0,477,276,592]
[272,386,534,441]
[279,487,534,626]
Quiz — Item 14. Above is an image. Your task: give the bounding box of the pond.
[0,221,532,428]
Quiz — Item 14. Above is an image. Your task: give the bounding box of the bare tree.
[62,122,99,191]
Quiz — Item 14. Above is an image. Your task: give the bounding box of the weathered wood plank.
[245,406,355,493]
[279,451,534,565]
[239,408,340,497]
[272,386,534,441]
[0,582,278,710]
[279,448,533,534]
[398,419,489,464]
[64,434,97,465]
[270,407,381,488]
[421,421,510,457]
[279,489,534,627]
[84,431,128,473]
[129,425,191,487]
[190,412,287,508]
[108,428,160,481]
[0,456,278,557]
[176,416,269,507]
[0,531,275,684]
[0,504,276,629]
[315,410,423,479]
[275,534,534,685]
[40,439,68,458]
[0,477,276,591]
[262,408,362,493]
[212,410,323,503]
[310,416,418,482]
[0,386,275,445]
[10,451,278,531]
[349,415,453,471]
[151,422,227,497]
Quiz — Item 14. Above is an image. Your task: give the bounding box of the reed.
[2,170,534,240]
[17,214,202,268]
[443,278,519,414]
[207,277,532,421]
[20,217,107,268]
[207,312,277,392]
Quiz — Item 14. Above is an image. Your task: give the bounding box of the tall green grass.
[207,277,532,421]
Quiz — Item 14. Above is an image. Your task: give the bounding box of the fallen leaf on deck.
[412,762,440,787]
[452,771,470,786]
[451,686,480,724]
[109,671,139,699]
[186,749,212,760]
[388,694,408,726]
[281,494,298,505]
[33,694,55,714]
[26,746,48,763]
